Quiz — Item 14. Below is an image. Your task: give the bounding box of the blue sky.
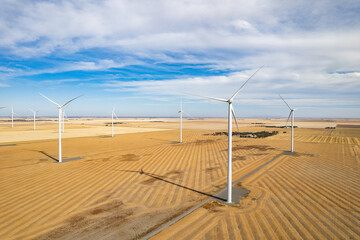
[0,0,359,118]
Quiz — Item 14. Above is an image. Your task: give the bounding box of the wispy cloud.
[0,83,10,87]
[0,0,359,117]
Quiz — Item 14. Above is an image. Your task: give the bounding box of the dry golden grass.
[152,123,360,239]
[0,118,359,239]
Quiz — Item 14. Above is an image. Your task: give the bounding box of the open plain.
[0,118,359,239]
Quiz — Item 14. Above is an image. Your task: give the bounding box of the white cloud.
[1,0,359,56]
[103,66,360,107]
[0,0,359,117]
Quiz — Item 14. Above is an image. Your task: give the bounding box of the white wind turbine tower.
[111,107,119,137]
[62,110,67,133]
[279,94,296,152]
[28,108,38,130]
[189,66,263,203]
[179,98,183,143]
[178,99,194,143]
[11,107,18,128]
[40,93,82,163]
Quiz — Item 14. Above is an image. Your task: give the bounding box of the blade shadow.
[38,151,59,162]
[118,169,226,201]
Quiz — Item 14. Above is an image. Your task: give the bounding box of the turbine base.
[214,187,249,205]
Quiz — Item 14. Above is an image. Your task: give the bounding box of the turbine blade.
[185,92,227,102]
[230,66,264,101]
[28,108,35,113]
[0,107,5,109]
[285,111,292,128]
[39,93,60,106]
[113,112,119,119]
[231,105,240,132]
[279,94,292,110]
[61,94,83,108]
[11,107,19,116]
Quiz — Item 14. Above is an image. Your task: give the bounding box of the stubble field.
[0,118,359,239]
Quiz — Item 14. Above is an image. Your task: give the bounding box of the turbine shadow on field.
[119,169,226,202]
[38,151,58,162]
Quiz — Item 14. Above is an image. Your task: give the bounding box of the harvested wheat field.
[152,121,360,239]
[0,118,359,239]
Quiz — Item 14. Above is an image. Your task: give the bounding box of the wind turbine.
[62,110,67,133]
[279,94,297,153]
[189,66,263,203]
[39,93,82,163]
[28,108,38,130]
[111,107,119,137]
[179,98,183,143]
[11,107,18,128]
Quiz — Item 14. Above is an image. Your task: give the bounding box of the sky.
[0,0,359,118]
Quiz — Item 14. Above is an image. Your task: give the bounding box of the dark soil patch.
[166,170,182,175]
[142,177,164,185]
[336,124,360,128]
[231,145,275,152]
[195,139,216,145]
[38,159,49,162]
[34,200,132,240]
[90,201,124,216]
[101,157,111,162]
[206,167,220,173]
[202,201,225,212]
[233,156,246,161]
[120,154,140,161]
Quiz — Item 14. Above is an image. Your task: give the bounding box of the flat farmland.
[0,118,359,239]
[152,123,360,239]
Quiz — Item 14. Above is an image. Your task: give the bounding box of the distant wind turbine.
[39,93,82,163]
[179,99,183,143]
[62,110,67,133]
[189,66,263,203]
[28,108,38,130]
[279,94,303,153]
[112,107,119,137]
[11,107,18,128]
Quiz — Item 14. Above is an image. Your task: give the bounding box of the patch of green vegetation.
[211,131,278,138]
[105,122,124,126]
[265,125,298,128]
